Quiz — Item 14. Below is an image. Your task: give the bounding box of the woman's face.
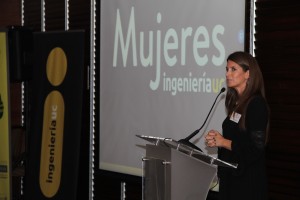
[226,60,249,95]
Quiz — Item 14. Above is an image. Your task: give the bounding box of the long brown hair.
[225,51,267,130]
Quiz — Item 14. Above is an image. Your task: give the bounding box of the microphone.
[178,87,226,151]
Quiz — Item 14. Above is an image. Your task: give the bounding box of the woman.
[205,51,269,200]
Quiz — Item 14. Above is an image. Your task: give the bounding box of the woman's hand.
[205,130,232,150]
[205,130,221,147]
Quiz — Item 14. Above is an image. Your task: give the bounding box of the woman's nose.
[226,71,230,77]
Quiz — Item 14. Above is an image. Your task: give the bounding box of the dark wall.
[255,0,300,199]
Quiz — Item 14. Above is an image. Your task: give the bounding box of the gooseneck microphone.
[178,87,226,151]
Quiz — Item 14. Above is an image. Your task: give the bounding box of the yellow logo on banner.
[46,47,67,86]
[39,47,67,197]
[0,31,11,200]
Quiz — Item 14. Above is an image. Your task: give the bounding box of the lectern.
[137,135,237,200]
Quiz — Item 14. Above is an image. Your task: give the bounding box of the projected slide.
[100,0,245,176]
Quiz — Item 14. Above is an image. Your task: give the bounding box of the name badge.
[230,112,241,123]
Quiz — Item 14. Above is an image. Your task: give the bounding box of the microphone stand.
[178,88,226,152]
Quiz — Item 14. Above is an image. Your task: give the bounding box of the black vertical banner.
[25,31,85,200]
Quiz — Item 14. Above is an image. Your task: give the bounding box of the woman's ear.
[245,70,250,80]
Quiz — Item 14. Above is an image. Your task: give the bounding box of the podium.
[137,135,237,200]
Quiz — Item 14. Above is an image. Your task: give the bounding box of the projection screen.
[100,0,246,176]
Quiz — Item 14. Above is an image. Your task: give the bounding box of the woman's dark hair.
[225,51,267,131]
